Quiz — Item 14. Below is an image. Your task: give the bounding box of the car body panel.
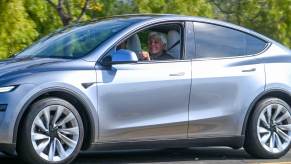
[96,61,191,141]
[0,58,100,143]
[189,57,265,137]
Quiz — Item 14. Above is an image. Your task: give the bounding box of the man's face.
[148,37,165,55]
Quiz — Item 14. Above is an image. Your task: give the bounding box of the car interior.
[117,23,182,61]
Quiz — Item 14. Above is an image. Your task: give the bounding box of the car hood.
[0,57,68,78]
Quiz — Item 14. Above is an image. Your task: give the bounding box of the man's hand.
[139,51,150,61]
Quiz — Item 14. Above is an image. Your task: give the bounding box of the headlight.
[0,85,18,93]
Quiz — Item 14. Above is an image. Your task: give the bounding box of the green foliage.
[210,0,291,48]
[261,0,291,47]
[134,0,213,17]
[24,0,62,36]
[0,0,38,58]
[0,0,289,59]
[86,0,137,18]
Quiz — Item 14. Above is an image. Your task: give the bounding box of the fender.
[241,88,291,135]
[13,87,97,145]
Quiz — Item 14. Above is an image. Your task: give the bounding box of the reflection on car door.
[96,61,191,141]
[189,58,265,138]
[188,22,266,138]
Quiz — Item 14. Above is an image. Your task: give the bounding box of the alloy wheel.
[31,105,80,162]
[257,103,291,153]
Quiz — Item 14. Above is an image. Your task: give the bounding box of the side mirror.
[102,49,138,66]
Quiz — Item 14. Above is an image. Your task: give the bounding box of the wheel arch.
[242,89,291,136]
[14,88,96,150]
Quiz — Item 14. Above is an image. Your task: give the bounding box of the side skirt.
[88,136,245,151]
[0,143,16,155]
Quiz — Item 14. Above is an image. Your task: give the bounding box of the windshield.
[15,19,137,59]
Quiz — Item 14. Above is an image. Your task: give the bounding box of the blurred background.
[0,0,290,59]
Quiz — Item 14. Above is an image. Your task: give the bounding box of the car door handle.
[169,72,185,76]
[242,68,256,72]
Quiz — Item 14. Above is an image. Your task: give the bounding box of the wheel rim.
[257,103,291,154]
[31,105,80,162]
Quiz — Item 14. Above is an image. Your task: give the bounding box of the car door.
[96,62,191,141]
[96,24,191,142]
[187,22,268,138]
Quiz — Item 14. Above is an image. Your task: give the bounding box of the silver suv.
[0,15,290,164]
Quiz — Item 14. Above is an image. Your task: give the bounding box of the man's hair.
[148,31,167,47]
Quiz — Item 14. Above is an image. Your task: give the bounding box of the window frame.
[100,21,190,65]
[191,21,271,61]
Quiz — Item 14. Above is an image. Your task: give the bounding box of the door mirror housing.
[102,49,138,66]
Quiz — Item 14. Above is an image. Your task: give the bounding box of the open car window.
[116,23,183,61]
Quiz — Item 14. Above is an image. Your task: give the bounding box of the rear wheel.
[17,98,84,164]
[245,98,291,158]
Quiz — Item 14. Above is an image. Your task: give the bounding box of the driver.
[139,32,173,61]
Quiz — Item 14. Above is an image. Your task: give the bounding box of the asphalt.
[1,147,291,164]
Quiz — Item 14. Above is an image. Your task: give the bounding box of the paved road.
[1,147,291,164]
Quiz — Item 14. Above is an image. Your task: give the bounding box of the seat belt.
[167,40,180,51]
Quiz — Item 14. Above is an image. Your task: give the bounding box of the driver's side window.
[116,23,182,62]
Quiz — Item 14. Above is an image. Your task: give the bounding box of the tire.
[244,97,291,159]
[17,97,84,164]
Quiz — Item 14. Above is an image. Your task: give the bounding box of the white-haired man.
[139,32,174,61]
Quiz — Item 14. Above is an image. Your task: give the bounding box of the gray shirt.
[150,51,174,60]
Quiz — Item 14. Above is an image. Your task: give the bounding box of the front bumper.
[0,84,35,145]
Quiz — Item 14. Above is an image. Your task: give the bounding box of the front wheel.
[245,98,291,158]
[17,98,84,164]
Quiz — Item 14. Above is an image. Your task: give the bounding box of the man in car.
[139,31,174,61]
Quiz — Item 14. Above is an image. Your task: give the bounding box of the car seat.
[167,30,181,59]
[126,34,142,59]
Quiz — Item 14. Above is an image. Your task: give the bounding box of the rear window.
[194,22,267,58]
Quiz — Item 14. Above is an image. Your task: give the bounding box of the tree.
[24,0,62,36]
[134,0,213,17]
[209,0,291,48]
[0,0,289,59]
[261,0,290,47]
[44,0,105,26]
[0,0,38,58]
[87,0,137,18]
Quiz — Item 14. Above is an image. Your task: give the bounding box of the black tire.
[17,97,84,164]
[244,97,291,159]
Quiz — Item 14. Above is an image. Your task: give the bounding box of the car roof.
[84,14,289,54]
[98,14,274,43]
